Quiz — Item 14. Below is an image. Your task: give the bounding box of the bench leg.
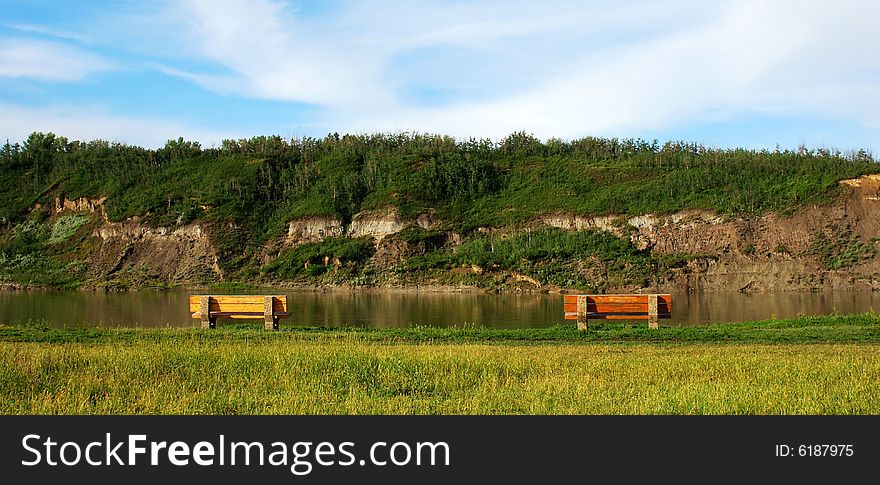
[200,296,214,329]
[264,296,278,330]
[648,294,659,329]
[577,295,588,332]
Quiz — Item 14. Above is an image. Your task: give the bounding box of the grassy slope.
[1,314,878,414]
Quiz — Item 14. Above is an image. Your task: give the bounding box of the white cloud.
[0,38,111,81]
[0,103,233,148]
[332,0,880,140]
[169,0,391,107]
[6,23,90,43]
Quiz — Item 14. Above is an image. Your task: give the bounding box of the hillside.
[1,131,878,291]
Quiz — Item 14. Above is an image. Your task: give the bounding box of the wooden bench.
[563,294,672,331]
[189,295,290,330]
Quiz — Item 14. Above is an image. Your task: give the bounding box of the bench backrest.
[189,295,288,318]
[563,294,672,320]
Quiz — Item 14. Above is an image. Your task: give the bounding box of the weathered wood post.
[200,296,214,329]
[263,296,276,330]
[264,296,278,330]
[577,295,588,332]
[648,294,659,329]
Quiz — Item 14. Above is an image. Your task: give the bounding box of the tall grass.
[1,341,877,414]
[1,314,878,414]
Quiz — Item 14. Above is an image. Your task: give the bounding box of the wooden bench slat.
[188,295,287,302]
[191,312,292,320]
[563,294,672,305]
[563,302,672,313]
[564,313,672,320]
[581,314,671,320]
[190,311,292,316]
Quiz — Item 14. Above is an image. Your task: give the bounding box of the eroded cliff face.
[282,209,436,247]
[90,218,222,285]
[534,174,880,291]
[36,196,221,286]
[285,217,344,245]
[349,210,407,239]
[53,196,108,219]
[37,175,880,291]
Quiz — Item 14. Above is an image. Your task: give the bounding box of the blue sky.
[0,0,877,151]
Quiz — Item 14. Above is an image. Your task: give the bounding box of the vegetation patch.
[262,236,376,280]
[0,215,85,287]
[47,213,90,244]
[811,232,878,269]
[397,228,706,291]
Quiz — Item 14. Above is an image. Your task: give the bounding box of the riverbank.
[2,314,879,414]
[3,312,880,344]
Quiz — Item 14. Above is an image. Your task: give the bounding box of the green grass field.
[1,314,879,414]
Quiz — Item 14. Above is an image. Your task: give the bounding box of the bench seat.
[190,311,292,319]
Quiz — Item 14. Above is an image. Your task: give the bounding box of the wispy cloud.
[167,0,391,107]
[6,22,89,43]
[0,38,111,81]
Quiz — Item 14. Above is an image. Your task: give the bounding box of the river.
[1,289,879,328]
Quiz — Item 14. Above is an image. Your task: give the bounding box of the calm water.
[1,289,879,329]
